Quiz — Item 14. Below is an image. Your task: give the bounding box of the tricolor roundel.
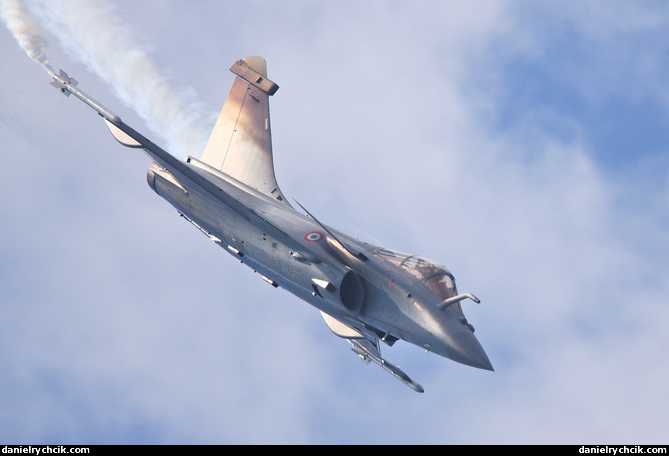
[304,231,323,242]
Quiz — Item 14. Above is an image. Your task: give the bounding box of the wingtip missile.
[50,69,121,125]
[50,69,78,96]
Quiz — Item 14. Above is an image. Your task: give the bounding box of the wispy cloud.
[0,0,667,444]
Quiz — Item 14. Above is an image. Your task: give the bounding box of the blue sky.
[1,0,668,444]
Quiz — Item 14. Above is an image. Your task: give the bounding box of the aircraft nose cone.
[447,330,494,371]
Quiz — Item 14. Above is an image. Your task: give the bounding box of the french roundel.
[304,231,323,242]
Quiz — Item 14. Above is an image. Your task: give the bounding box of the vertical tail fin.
[199,57,288,204]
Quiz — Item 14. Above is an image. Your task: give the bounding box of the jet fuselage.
[49,58,493,392]
[146,156,492,372]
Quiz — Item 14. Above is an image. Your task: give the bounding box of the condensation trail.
[20,0,212,157]
[0,0,54,75]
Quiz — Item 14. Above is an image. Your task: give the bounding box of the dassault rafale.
[50,57,493,392]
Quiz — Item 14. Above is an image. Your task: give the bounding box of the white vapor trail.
[9,0,213,157]
[0,0,54,75]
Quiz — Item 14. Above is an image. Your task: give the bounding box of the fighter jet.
[50,57,493,392]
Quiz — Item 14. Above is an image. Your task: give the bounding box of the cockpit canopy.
[373,248,460,308]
